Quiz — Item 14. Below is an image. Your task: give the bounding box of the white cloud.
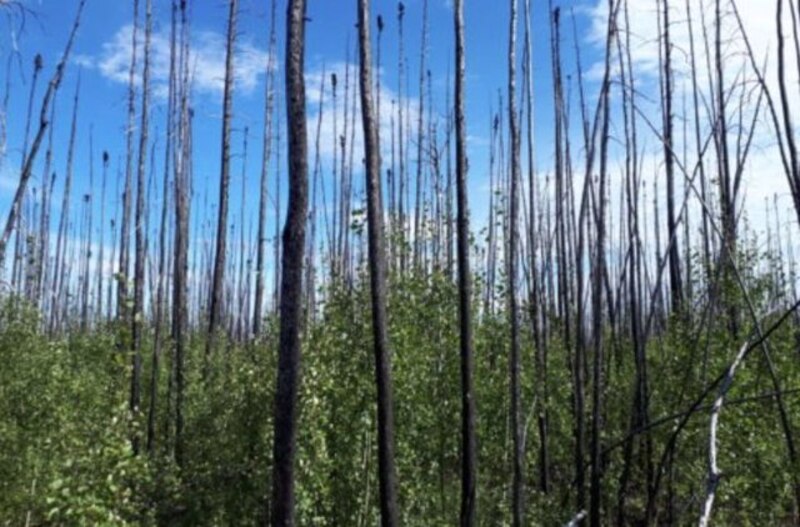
[582,0,800,241]
[76,23,275,98]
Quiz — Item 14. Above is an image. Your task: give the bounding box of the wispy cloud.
[304,61,423,165]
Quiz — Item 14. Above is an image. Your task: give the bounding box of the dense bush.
[1,262,799,525]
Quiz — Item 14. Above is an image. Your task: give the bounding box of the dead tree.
[0,1,85,269]
[172,0,191,467]
[97,151,109,322]
[358,1,400,524]
[131,0,153,457]
[119,0,140,321]
[254,0,278,338]
[589,2,617,525]
[454,0,477,523]
[413,0,429,269]
[659,0,683,312]
[507,0,524,524]
[206,0,238,361]
[146,0,178,454]
[271,0,309,523]
[51,77,81,334]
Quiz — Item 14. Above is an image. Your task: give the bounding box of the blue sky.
[0,0,599,239]
[2,0,797,290]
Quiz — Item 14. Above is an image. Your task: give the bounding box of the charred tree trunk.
[271,0,309,523]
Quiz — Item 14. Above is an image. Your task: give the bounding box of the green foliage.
[1,254,799,525]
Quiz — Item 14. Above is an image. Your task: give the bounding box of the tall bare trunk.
[507,1,524,524]
[454,1,477,523]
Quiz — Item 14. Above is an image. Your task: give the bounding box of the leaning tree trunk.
[271,0,309,524]
[0,1,85,269]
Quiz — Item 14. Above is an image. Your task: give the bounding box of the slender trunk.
[590,2,617,525]
[507,0,524,524]
[660,0,683,313]
[119,0,140,322]
[254,0,278,337]
[131,0,153,457]
[206,0,238,362]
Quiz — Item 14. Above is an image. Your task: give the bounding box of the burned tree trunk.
[660,0,683,313]
[357,1,400,524]
[454,0,477,523]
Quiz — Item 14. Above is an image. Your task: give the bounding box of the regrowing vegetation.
[2,0,800,525]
